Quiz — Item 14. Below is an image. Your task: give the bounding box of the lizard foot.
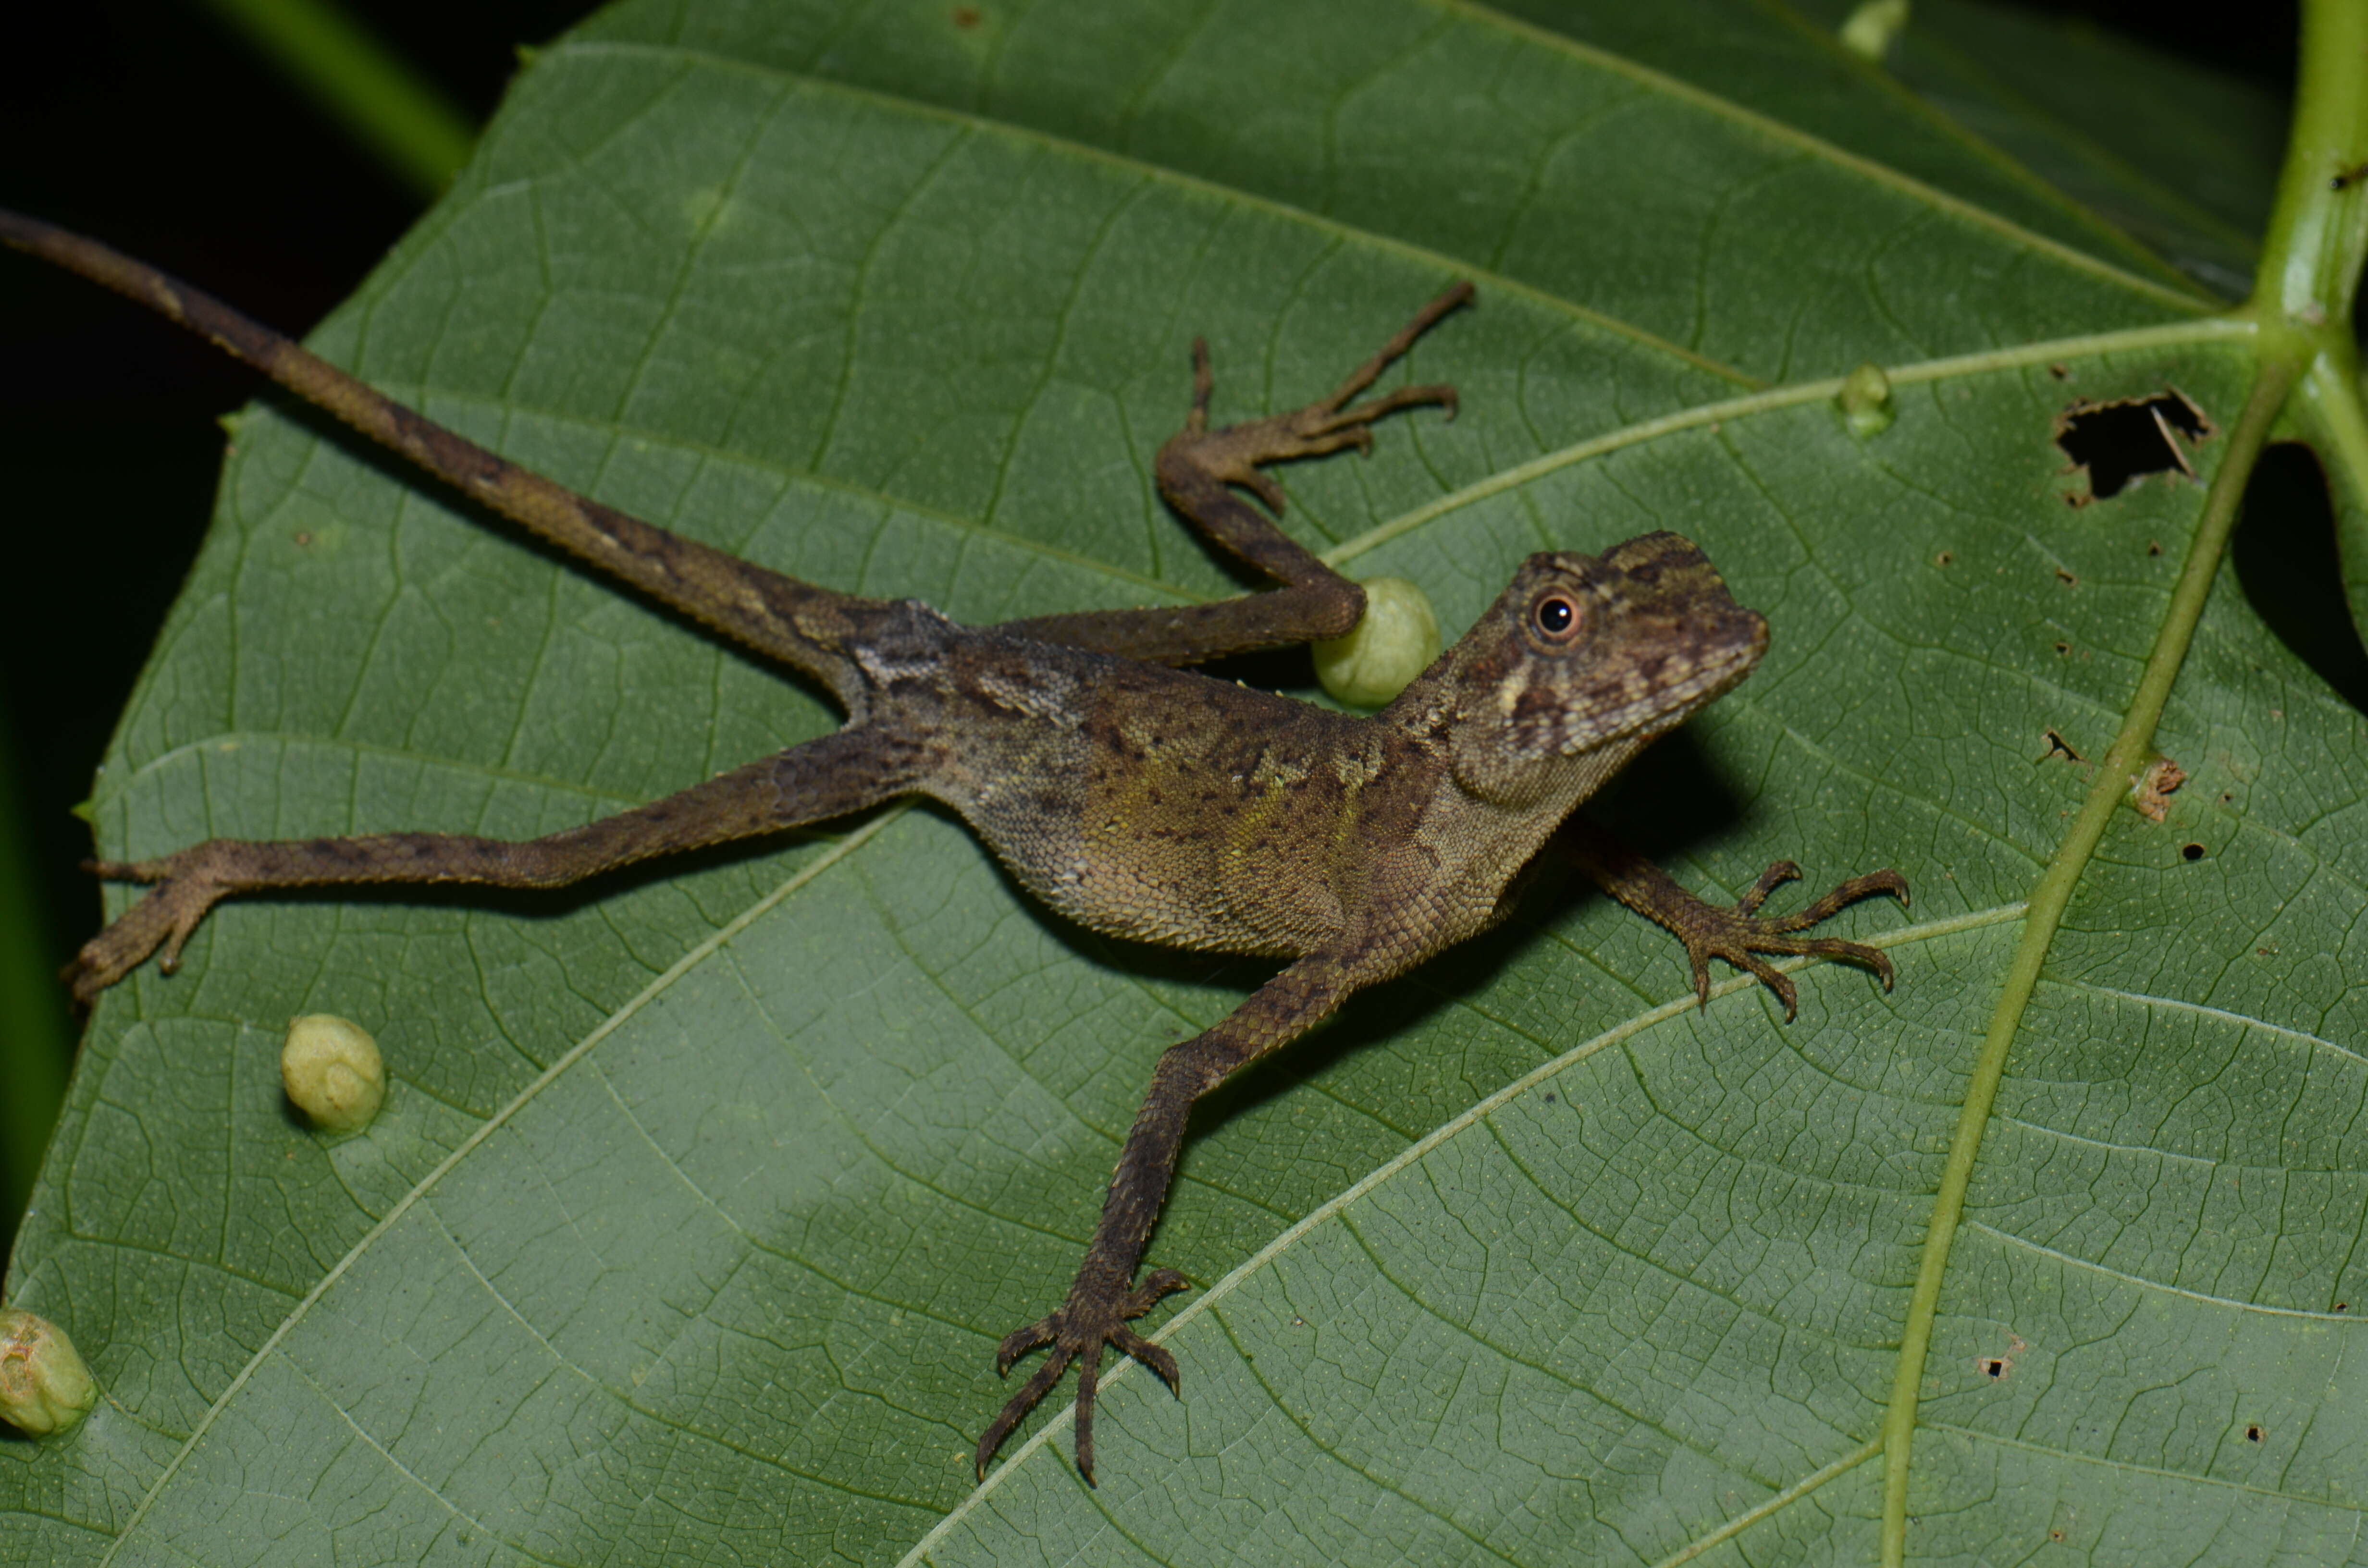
[1166,282,1473,510]
[1678,863,1910,1021]
[975,1265,1190,1483]
[65,844,242,1005]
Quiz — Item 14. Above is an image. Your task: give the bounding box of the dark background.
[0,0,2308,1258]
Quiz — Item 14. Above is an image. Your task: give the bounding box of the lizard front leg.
[69,727,920,1003]
[1564,814,1909,1021]
[1000,282,1472,667]
[975,946,1374,1482]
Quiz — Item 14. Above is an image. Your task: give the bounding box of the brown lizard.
[0,208,1907,1483]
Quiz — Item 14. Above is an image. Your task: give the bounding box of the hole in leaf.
[2232,442,2368,713]
[2182,842,2207,861]
[2247,1424,2264,1442]
[2055,390,2210,499]
[1984,1360,2006,1379]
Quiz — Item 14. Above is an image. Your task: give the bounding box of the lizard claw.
[977,1265,1190,1483]
[1680,866,1909,1022]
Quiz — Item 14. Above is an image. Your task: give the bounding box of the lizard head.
[1397,531,1769,808]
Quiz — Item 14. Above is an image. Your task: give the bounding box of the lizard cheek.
[1495,662,1533,719]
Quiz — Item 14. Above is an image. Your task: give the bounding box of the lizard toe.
[994,1312,1061,1376]
[975,1348,1074,1479]
[1110,1325,1179,1395]
[1125,1267,1191,1314]
[1734,859,1801,917]
[1670,867,1910,1019]
[976,1266,1194,1482]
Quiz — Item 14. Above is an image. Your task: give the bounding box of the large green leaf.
[5,2,2362,1564]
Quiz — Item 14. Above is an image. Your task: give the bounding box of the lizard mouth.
[1556,637,1760,754]
[1548,597,1768,755]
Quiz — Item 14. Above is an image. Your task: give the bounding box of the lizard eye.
[1531,593,1582,642]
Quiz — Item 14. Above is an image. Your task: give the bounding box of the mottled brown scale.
[1,208,1907,1487]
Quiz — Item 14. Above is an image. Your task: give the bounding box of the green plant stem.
[2254,0,2368,344]
[1875,354,2300,1565]
[2269,0,2368,626]
[1878,2,2368,1558]
[191,0,476,200]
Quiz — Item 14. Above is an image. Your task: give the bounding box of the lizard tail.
[0,207,883,709]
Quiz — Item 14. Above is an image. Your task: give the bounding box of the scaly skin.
[0,209,1906,1482]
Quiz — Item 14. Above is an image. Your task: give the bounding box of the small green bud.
[282,1014,386,1132]
[1838,0,1909,61]
[1836,362,1896,438]
[1315,577,1442,708]
[0,1308,98,1437]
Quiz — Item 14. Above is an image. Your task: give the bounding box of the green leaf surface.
[5,2,2360,1564]
[1791,0,2289,298]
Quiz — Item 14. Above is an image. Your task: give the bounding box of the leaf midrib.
[1874,354,2307,1561]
